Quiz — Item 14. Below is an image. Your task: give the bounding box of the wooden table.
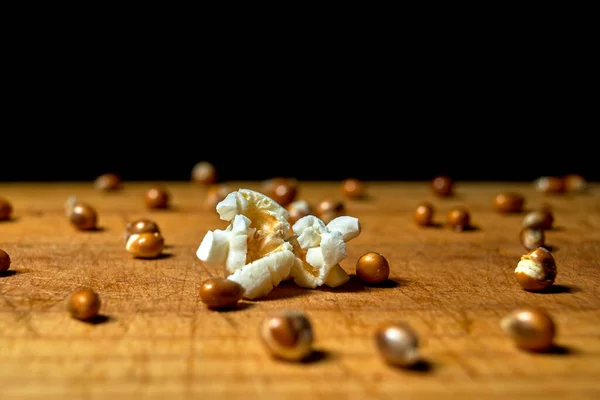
[1,181,599,399]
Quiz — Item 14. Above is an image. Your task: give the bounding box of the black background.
[2,93,594,183]
[2,32,596,183]
[1,130,595,183]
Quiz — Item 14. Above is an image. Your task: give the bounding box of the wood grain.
[1,181,599,399]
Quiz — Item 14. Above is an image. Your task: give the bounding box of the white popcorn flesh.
[288,215,360,289]
[293,215,328,249]
[320,231,346,266]
[228,243,295,299]
[196,229,231,267]
[326,216,361,241]
[216,191,248,221]
[303,246,347,287]
[515,259,545,280]
[218,189,290,236]
[305,246,326,269]
[224,215,255,273]
[196,188,361,298]
[324,264,351,287]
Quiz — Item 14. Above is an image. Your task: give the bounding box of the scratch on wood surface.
[330,295,354,333]
[484,249,514,288]
[219,312,238,330]
[409,279,440,308]
[1,296,40,337]
[153,256,159,302]
[456,309,473,335]
[29,292,67,314]
[394,285,422,309]
[337,359,392,400]
[443,344,478,379]
[406,251,430,271]
[418,312,437,333]
[198,258,217,280]
[87,256,103,293]
[185,312,197,393]
[410,279,474,336]
[175,265,191,313]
